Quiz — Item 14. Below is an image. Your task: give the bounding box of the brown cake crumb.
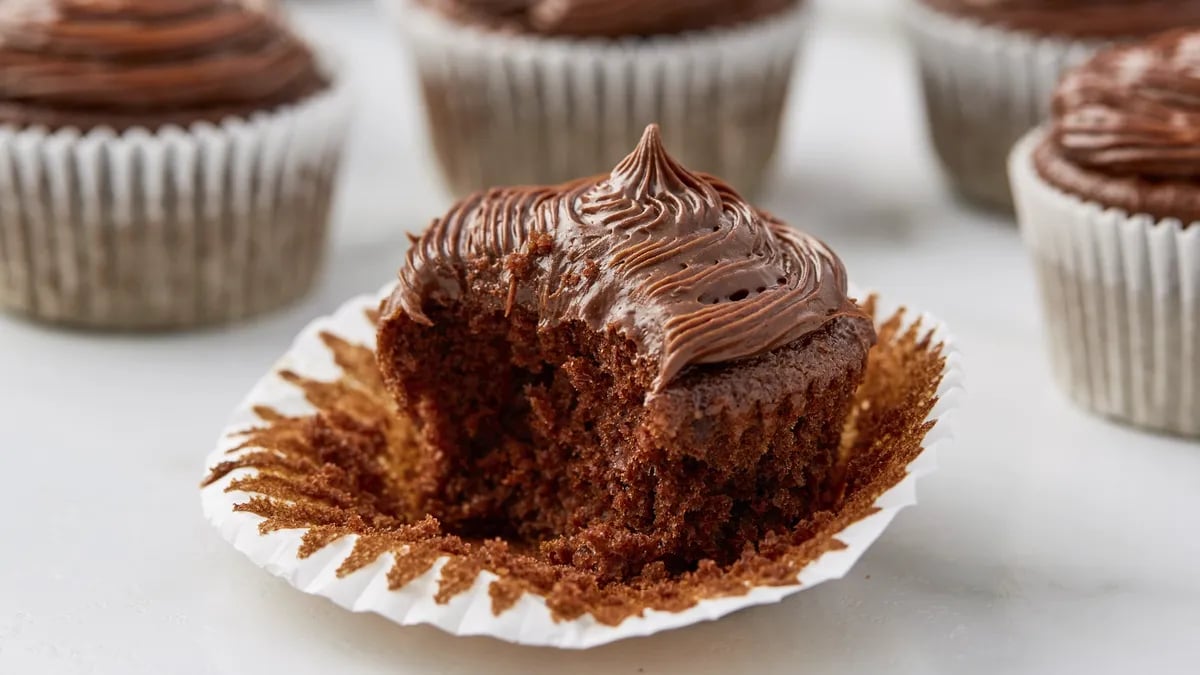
[203,301,947,625]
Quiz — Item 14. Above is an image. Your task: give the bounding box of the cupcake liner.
[200,284,964,648]
[0,65,352,330]
[903,0,1102,210]
[1010,130,1200,437]
[380,0,807,198]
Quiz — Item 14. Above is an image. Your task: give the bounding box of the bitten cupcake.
[382,0,807,199]
[377,125,876,580]
[906,0,1200,211]
[202,124,962,646]
[0,0,350,330]
[1010,30,1200,437]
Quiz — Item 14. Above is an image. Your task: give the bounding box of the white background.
[2,1,1198,673]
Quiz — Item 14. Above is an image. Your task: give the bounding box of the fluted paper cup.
[0,62,351,330]
[904,0,1101,211]
[380,0,807,199]
[1011,130,1200,437]
[200,283,964,648]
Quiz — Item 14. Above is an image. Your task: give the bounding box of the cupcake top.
[1034,29,1200,223]
[414,0,799,38]
[387,124,866,392]
[0,0,327,132]
[921,1,1200,39]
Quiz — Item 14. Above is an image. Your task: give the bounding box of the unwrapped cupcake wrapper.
[0,72,352,330]
[1010,131,1200,437]
[903,0,1102,210]
[382,0,807,198]
[200,284,964,649]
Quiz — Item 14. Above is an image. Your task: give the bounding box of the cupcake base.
[385,0,807,199]
[201,284,962,648]
[0,78,350,330]
[1010,130,1200,437]
[904,0,1101,212]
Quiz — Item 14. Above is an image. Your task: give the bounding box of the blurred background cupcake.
[381,0,808,198]
[906,0,1200,212]
[1010,29,1200,437]
[0,0,351,330]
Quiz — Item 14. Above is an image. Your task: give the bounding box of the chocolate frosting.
[921,1,1200,39]
[1035,29,1200,223]
[386,125,866,392]
[416,0,799,38]
[0,0,326,131]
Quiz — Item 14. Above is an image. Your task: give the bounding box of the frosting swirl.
[0,0,326,131]
[1035,29,1200,223]
[386,125,866,392]
[921,1,1200,39]
[416,0,799,37]
[1052,30,1200,177]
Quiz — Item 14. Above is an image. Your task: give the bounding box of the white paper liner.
[200,283,964,648]
[0,65,351,329]
[380,0,807,198]
[903,0,1102,209]
[1010,130,1200,437]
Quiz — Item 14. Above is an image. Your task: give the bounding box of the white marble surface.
[1,1,1197,673]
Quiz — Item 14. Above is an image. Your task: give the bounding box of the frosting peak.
[388,125,865,392]
[608,125,714,202]
[1051,30,1200,178]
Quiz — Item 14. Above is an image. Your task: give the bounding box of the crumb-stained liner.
[0,66,351,330]
[1011,130,1200,437]
[380,0,807,199]
[904,0,1102,211]
[200,284,963,648]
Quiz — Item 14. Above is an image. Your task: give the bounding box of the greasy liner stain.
[203,298,946,626]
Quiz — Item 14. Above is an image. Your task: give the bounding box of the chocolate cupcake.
[0,0,350,329]
[381,0,807,199]
[1010,30,1200,437]
[376,125,875,580]
[905,0,1200,211]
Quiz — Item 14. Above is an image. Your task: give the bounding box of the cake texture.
[1010,30,1200,437]
[905,0,1200,211]
[385,0,806,199]
[0,0,349,329]
[377,126,876,581]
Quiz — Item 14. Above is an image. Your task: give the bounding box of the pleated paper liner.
[1010,130,1200,437]
[0,59,351,330]
[904,0,1101,210]
[381,0,807,199]
[201,285,964,648]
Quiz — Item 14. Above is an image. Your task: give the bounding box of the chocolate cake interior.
[380,292,873,583]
